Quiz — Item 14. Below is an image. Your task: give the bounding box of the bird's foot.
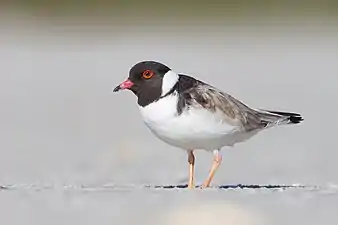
[188,180,195,189]
[200,181,211,189]
[188,184,195,189]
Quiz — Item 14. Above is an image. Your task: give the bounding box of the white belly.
[139,94,259,151]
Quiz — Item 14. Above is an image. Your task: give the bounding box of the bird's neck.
[161,70,179,97]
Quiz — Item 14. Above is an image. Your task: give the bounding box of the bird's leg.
[202,149,222,188]
[187,150,195,189]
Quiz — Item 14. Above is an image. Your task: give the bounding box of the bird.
[113,60,303,188]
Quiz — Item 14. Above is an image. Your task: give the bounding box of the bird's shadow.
[146,184,307,190]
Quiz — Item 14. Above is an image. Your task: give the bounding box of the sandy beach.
[0,8,338,224]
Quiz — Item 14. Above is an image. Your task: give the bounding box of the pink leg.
[202,150,222,188]
[187,150,195,189]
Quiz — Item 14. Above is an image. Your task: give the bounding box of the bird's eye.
[142,70,154,79]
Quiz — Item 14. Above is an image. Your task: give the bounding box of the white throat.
[161,70,179,96]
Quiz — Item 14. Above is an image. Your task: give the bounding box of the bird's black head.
[113,61,173,106]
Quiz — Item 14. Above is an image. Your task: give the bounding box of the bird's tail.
[255,109,304,128]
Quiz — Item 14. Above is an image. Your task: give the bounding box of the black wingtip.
[267,110,304,124]
[289,115,304,124]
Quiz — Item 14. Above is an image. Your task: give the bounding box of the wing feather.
[176,76,264,130]
[176,74,298,131]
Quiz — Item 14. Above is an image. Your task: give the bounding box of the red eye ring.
[142,70,154,79]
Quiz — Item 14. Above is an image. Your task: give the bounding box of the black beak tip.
[113,86,121,92]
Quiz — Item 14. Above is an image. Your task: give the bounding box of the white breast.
[138,93,251,151]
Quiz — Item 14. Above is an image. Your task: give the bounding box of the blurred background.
[0,1,338,225]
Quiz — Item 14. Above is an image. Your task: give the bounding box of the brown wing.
[175,74,291,131]
[178,83,267,130]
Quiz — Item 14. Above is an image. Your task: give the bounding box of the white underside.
[138,92,261,151]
